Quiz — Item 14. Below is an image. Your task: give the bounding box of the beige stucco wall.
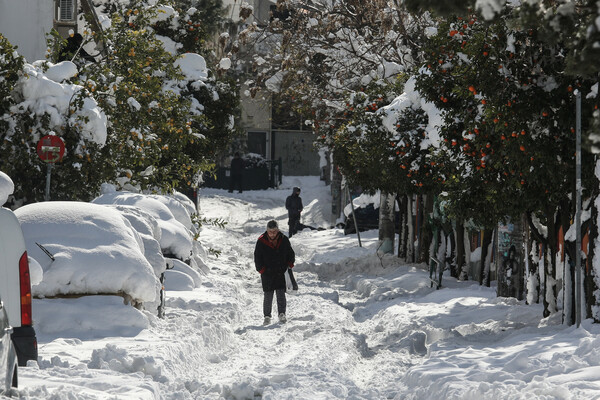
[240,83,272,131]
[0,0,54,62]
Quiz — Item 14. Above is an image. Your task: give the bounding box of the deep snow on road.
[14,176,600,399]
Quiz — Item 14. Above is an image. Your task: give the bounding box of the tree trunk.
[496,218,526,299]
[544,206,559,318]
[586,203,597,320]
[418,194,434,264]
[559,201,576,325]
[455,220,467,280]
[397,194,408,260]
[479,228,493,287]
[443,221,457,278]
[378,192,396,254]
[407,195,415,263]
[330,166,343,226]
[414,194,423,262]
[525,212,542,305]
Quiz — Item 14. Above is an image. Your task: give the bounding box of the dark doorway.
[247,131,266,157]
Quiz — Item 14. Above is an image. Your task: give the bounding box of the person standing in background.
[229,152,244,193]
[285,187,303,237]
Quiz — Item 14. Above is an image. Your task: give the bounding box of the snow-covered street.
[13,177,600,399]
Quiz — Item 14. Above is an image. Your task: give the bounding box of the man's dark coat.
[254,231,295,292]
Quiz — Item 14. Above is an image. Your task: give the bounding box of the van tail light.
[19,251,32,326]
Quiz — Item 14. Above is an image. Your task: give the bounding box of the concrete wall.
[273,130,320,176]
[0,0,54,62]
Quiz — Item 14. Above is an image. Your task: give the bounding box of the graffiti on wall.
[273,131,321,176]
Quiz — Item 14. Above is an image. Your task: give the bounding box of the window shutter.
[59,0,75,20]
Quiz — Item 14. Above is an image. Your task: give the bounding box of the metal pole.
[346,185,362,247]
[575,90,582,328]
[45,163,52,201]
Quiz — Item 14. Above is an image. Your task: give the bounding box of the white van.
[0,295,18,392]
[0,207,38,366]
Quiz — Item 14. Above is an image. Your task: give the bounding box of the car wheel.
[11,365,17,388]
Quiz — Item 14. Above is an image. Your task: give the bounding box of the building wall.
[221,0,243,22]
[221,0,273,24]
[223,0,321,176]
[273,130,320,176]
[0,0,54,62]
[240,84,271,131]
[253,0,273,23]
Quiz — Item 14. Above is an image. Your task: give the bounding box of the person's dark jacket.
[230,156,244,177]
[285,192,303,218]
[58,33,96,63]
[254,231,295,292]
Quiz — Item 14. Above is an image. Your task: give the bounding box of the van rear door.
[0,208,38,366]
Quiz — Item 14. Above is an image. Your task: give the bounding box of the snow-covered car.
[0,296,18,393]
[15,202,163,315]
[92,188,194,262]
[342,191,400,235]
[92,187,209,293]
[0,173,38,367]
[343,203,380,234]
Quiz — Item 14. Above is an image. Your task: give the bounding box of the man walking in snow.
[254,220,296,324]
[285,187,303,237]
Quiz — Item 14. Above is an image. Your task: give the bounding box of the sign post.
[36,135,65,201]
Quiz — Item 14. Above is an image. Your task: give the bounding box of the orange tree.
[415,12,597,313]
[331,78,445,262]
[0,33,110,204]
[1,0,238,204]
[149,0,241,165]
[83,6,196,192]
[330,79,443,195]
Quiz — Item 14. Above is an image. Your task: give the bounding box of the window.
[247,131,267,157]
[59,0,75,21]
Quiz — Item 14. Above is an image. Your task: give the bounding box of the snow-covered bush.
[0,0,239,206]
[0,35,108,205]
[243,153,268,169]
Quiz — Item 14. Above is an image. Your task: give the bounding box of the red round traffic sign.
[37,135,65,163]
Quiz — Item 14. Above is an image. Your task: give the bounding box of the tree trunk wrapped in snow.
[378,192,396,254]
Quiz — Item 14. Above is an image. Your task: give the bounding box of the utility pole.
[575,90,582,328]
[80,0,107,59]
[345,185,362,247]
